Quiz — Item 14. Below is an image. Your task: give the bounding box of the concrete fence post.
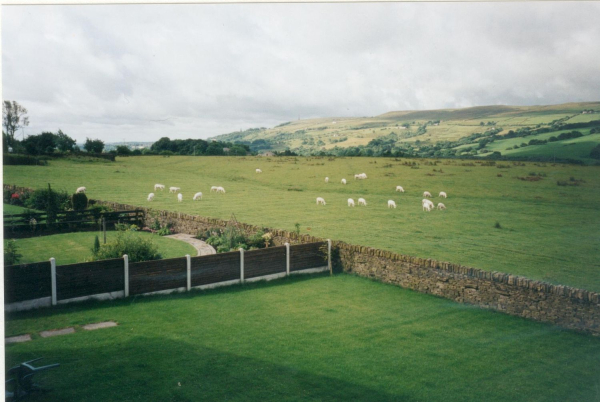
[123,254,129,297]
[285,242,290,276]
[327,239,332,276]
[50,258,57,306]
[186,254,191,291]
[239,248,245,284]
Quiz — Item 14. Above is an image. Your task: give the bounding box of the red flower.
[11,193,19,199]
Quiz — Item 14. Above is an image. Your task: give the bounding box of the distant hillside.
[211,102,600,163]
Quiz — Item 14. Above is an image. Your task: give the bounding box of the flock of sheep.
[317,174,447,212]
[146,184,226,203]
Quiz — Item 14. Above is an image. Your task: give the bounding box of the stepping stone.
[40,327,75,338]
[82,321,118,331]
[5,334,32,344]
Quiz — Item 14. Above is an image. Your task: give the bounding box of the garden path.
[164,234,216,256]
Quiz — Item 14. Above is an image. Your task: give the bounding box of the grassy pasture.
[3,203,39,215]
[4,156,600,291]
[5,275,600,402]
[5,231,197,265]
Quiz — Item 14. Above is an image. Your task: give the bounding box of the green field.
[5,231,197,265]
[2,203,38,215]
[5,274,600,402]
[4,156,600,291]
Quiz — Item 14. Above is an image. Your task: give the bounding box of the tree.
[23,132,56,155]
[116,145,132,156]
[84,138,105,153]
[55,129,76,152]
[3,101,29,144]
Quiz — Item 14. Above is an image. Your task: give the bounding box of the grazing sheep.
[325,177,329,183]
[354,173,367,180]
[348,198,355,207]
[210,186,218,192]
[422,199,434,212]
[169,187,181,193]
[437,203,446,210]
[76,187,86,194]
[154,184,165,191]
[193,192,203,201]
[341,178,347,185]
[439,191,447,198]
[256,169,262,173]
[147,193,155,202]
[423,191,432,198]
[388,200,397,208]
[216,186,226,194]
[396,186,404,193]
[178,193,183,202]
[316,197,326,205]
[358,198,367,206]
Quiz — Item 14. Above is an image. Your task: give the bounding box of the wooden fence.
[4,241,330,312]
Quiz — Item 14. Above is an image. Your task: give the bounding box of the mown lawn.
[5,274,600,402]
[5,231,197,265]
[4,156,600,291]
[3,203,39,215]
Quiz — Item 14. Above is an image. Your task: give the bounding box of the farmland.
[4,155,600,292]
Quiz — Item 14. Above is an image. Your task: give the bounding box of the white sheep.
[437,203,446,210]
[210,186,218,192]
[256,169,262,173]
[348,198,355,207]
[147,193,155,202]
[353,173,367,180]
[76,187,86,194]
[422,199,434,212]
[361,173,368,179]
[388,200,397,209]
[325,177,329,183]
[216,186,226,194]
[439,191,447,198]
[358,198,367,206]
[177,193,183,202]
[341,178,347,185]
[423,191,432,198]
[154,184,165,191]
[316,197,326,205]
[169,187,181,193]
[396,186,404,193]
[193,192,203,201]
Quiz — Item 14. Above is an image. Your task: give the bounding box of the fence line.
[4,241,330,312]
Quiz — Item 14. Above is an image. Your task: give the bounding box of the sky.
[2,2,600,143]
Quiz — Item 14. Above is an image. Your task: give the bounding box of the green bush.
[3,153,48,166]
[4,239,22,266]
[204,227,273,253]
[71,192,88,211]
[24,185,70,212]
[90,230,162,262]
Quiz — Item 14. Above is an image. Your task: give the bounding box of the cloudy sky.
[2,2,600,143]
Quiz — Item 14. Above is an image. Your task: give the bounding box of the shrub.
[3,153,48,166]
[90,231,162,262]
[71,192,88,211]
[92,235,101,254]
[4,239,22,266]
[24,185,70,212]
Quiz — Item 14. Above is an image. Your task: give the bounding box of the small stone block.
[83,321,118,330]
[5,334,32,344]
[40,327,75,338]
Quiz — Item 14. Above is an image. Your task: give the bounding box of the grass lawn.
[5,231,197,265]
[3,203,39,215]
[5,274,600,402]
[4,156,600,291]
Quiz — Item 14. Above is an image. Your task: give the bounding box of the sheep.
[325,177,329,183]
[423,191,432,198]
[354,173,367,180]
[316,197,326,205]
[422,199,434,212]
[388,200,397,208]
[169,187,181,193]
[341,178,347,185]
[256,169,262,173]
[437,203,446,210]
[177,193,183,202]
[210,186,218,192]
[439,191,447,198]
[76,187,86,194]
[348,198,355,207]
[396,186,404,193]
[154,184,165,191]
[147,193,155,202]
[216,186,226,194]
[193,192,203,201]
[358,198,367,206]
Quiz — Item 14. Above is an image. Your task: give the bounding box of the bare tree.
[3,100,30,143]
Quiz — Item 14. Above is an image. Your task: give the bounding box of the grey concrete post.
[240,248,245,283]
[123,254,129,297]
[50,258,57,306]
[285,243,290,276]
[186,254,191,291]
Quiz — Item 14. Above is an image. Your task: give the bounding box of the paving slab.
[164,234,216,256]
[5,334,32,344]
[40,327,75,338]
[83,321,118,330]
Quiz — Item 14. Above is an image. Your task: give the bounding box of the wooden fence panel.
[290,242,327,272]
[56,259,124,300]
[129,257,187,295]
[244,246,287,279]
[190,251,240,286]
[4,261,51,303]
